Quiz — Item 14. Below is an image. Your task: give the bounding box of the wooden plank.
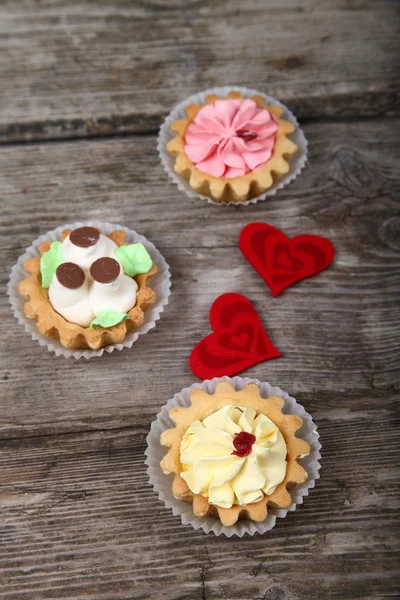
[0,420,399,600]
[0,119,399,440]
[0,2,398,596]
[0,0,399,142]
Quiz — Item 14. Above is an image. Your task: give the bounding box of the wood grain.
[0,0,399,141]
[1,120,399,599]
[1,119,399,440]
[0,419,399,600]
[0,1,399,597]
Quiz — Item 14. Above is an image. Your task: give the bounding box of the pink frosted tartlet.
[166,91,298,203]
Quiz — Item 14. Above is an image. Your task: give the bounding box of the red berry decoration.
[232,432,256,457]
[236,129,258,141]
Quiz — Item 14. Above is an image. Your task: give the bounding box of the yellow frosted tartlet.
[160,381,310,526]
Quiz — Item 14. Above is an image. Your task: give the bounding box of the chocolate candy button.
[56,262,85,289]
[70,226,100,248]
[90,257,120,284]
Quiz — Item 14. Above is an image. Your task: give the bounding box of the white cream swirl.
[49,271,139,327]
[62,233,118,271]
[179,405,287,508]
[49,273,95,327]
[48,233,139,326]
[89,273,138,316]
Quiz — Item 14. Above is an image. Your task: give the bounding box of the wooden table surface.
[1,1,399,599]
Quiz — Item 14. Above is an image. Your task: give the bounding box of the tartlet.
[166,91,298,203]
[160,380,310,526]
[18,226,158,350]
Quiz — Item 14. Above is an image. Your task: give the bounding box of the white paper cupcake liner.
[8,221,171,359]
[158,85,308,207]
[145,376,321,537]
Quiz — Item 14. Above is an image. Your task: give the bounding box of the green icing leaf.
[40,241,64,288]
[114,243,153,277]
[90,310,129,329]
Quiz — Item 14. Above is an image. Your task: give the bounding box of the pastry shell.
[160,381,310,526]
[18,228,158,350]
[166,91,298,203]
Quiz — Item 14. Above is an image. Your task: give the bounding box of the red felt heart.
[189,293,281,379]
[239,222,335,297]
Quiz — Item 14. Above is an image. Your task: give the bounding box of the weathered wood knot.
[378,217,400,251]
[262,584,289,600]
[330,146,384,199]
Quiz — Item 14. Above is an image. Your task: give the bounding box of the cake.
[166,91,298,203]
[160,380,310,526]
[18,225,158,350]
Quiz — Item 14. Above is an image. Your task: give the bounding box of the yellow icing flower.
[179,405,287,509]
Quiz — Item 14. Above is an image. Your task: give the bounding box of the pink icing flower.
[184,99,279,178]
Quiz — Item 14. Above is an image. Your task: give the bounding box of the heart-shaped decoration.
[189,293,281,379]
[239,222,335,297]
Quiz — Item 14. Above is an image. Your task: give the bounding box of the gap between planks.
[0,112,399,148]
